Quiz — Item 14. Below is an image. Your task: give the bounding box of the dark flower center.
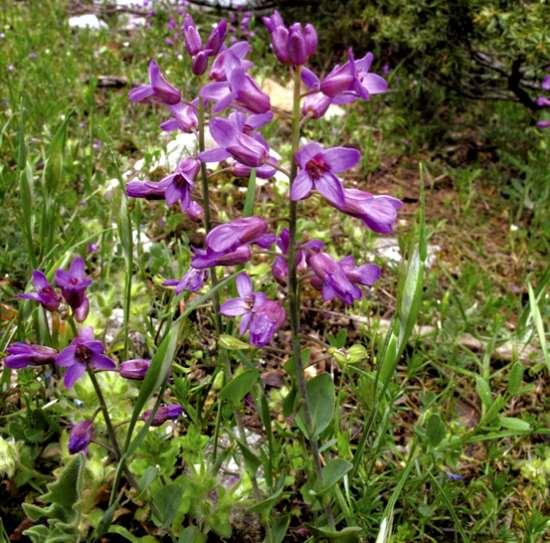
[75,344,91,364]
[305,154,329,180]
[69,277,79,285]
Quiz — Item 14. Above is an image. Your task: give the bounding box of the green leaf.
[179,526,206,543]
[236,437,261,475]
[475,375,492,410]
[507,361,524,396]
[266,515,290,543]
[243,167,257,216]
[219,334,251,350]
[108,525,159,543]
[315,458,353,493]
[42,455,83,510]
[425,413,446,447]
[138,466,159,495]
[297,373,335,438]
[308,525,363,542]
[221,368,259,405]
[152,483,183,529]
[250,477,285,514]
[528,282,549,372]
[498,416,531,433]
[124,322,181,453]
[19,162,36,267]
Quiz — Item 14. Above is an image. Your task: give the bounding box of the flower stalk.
[287,66,333,525]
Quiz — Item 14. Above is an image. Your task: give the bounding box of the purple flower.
[220,273,267,333]
[200,68,270,114]
[205,19,227,56]
[206,216,270,253]
[191,245,252,269]
[263,12,317,66]
[291,142,361,207]
[68,420,94,454]
[120,359,150,380]
[126,179,169,200]
[542,75,550,91]
[163,158,200,211]
[55,327,116,388]
[55,257,92,322]
[127,159,202,220]
[320,50,388,103]
[329,188,402,233]
[209,41,252,82]
[302,91,332,119]
[200,112,274,168]
[128,60,181,106]
[163,267,207,294]
[143,403,183,426]
[18,270,61,312]
[249,300,286,347]
[220,273,285,347]
[262,10,284,33]
[536,96,550,107]
[192,49,210,76]
[183,14,202,55]
[4,343,57,369]
[309,252,380,305]
[160,101,199,133]
[537,119,550,129]
[271,228,324,284]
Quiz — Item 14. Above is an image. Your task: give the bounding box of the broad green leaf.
[297,373,335,438]
[425,413,446,447]
[179,526,206,543]
[42,455,83,510]
[152,483,183,529]
[221,368,259,404]
[499,416,531,432]
[316,458,353,493]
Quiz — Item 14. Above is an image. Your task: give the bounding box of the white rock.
[68,14,108,30]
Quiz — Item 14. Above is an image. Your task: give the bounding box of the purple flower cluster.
[126,9,401,347]
[18,257,92,322]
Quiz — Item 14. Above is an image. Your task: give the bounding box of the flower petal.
[56,345,77,367]
[315,173,345,207]
[322,147,361,173]
[91,354,116,371]
[220,298,249,316]
[236,273,252,297]
[64,363,86,388]
[290,170,313,201]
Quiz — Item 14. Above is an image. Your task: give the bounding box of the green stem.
[87,368,122,460]
[287,65,334,527]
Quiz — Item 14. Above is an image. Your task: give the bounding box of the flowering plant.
[2,7,427,540]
